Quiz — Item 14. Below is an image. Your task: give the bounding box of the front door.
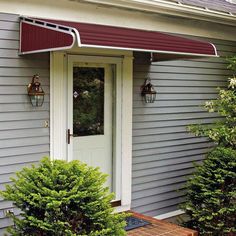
[68,56,113,189]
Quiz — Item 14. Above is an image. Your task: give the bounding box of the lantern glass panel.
[36,95,44,107]
[145,94,151,103]
[30,95,37,107]
[30,95,44,107]
[145,93,156,103]
[151,93,156,103]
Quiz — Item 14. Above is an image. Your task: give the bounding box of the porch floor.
[127,212,198,236]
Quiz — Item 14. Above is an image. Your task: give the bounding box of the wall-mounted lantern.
[27,74,45,107]
[141,78,157,103]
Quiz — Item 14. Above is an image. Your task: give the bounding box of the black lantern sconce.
[141,78,157,103]
[27,74,45,107]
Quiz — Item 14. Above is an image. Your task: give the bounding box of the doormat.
[125,216,150,231]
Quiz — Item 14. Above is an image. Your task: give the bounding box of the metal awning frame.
[20,16,218,59]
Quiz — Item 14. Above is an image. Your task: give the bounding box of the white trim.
[75,0,236,26]
[120,55,133,207]
[50,52,53,159]
[72,29,82,47]
[210,43,218,57]
[51,50,133,211]
[226,0,236,4]
[114,204,131,213]
[79,44,218,57]
[20,44,75,55]
[19,20,22,54]
[154,210,185,220]
[50,52,68,160]
[2,1,236,41]
[112,61,122,201]
[67,55,123,64]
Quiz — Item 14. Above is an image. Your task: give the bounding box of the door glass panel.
[73,67,104,136]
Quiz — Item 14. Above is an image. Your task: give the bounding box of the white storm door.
[68,57,113,189]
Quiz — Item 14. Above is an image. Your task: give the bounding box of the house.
[0,0,236,233]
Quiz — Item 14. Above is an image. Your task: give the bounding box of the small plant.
[183,147,236,235]
[181,56,236,235]
[0,157,127,236]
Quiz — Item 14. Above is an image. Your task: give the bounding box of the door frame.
[67,55,121,199]
[50,49,133,212]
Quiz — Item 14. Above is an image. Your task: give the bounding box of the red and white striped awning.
[20,17,218,59]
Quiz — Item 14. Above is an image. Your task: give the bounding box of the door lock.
[67,129,73,144]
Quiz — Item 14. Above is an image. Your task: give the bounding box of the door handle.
[67,129,73,144]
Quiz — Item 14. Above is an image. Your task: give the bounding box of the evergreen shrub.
[183,147,236,235]
[1,157,127,236]
[182,56,236,235]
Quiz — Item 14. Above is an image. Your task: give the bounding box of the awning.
[20,17,218,59]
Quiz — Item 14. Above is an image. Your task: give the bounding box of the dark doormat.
[125,216,150,231]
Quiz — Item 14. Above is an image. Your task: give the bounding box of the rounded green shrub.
[1,157,127,236]
[182,56,236,235]
[182,147,236,235]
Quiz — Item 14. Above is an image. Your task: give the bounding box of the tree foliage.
[182,56,236,235]
[0,158,127,236]
[73,67,104,136]
[188,77,236,148]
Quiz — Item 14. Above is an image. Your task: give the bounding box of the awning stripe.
[20,17,218,57]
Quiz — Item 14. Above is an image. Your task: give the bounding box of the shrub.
[181,56,236,235]
[0,157,127,236]
[183,147,236,235]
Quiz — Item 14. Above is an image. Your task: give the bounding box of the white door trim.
[50,50,133,211]
[50,52,68,160]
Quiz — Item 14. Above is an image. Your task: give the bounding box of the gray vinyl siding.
[132,38,236,217]
[0,13,50,231]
